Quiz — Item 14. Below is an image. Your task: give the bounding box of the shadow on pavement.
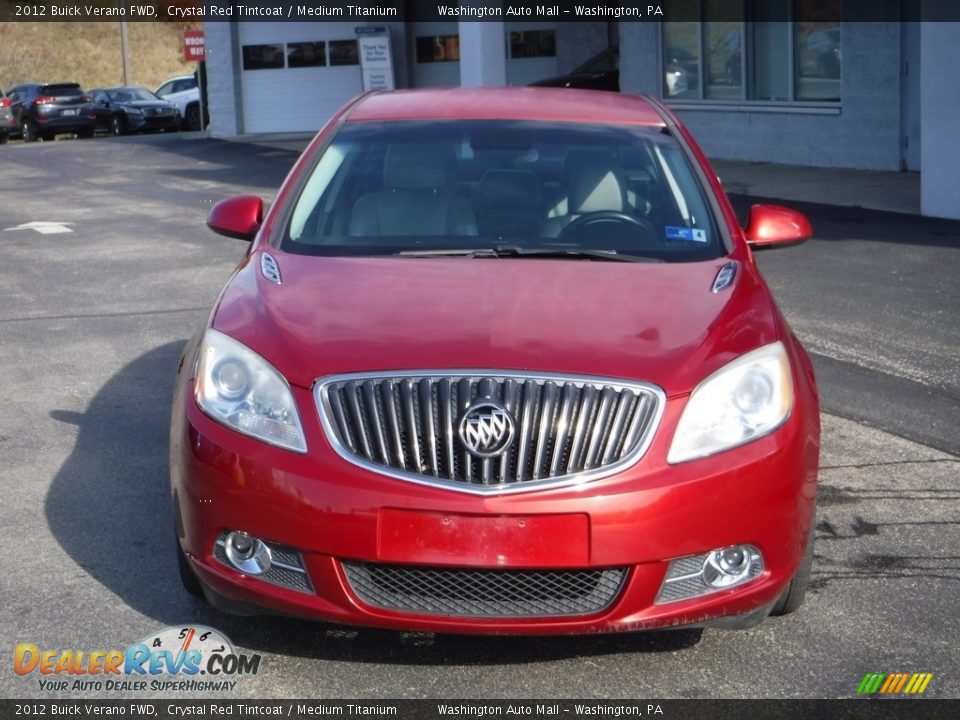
[45,342,703,665]
[728,194,960,249]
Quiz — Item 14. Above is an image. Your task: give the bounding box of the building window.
[330,40,360,66]
[508,30,557,59]
[416,35,460,63]
[662,0,841,103]
[795,0,841,101]
[242,44,285,71]
[287,42,327,69]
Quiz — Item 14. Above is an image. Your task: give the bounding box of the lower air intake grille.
[342,562,627,618]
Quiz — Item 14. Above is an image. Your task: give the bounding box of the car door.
[91,91,112,129]
[167,78,197,114]
[8,86,30,125]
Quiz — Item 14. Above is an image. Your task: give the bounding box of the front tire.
[21,117,37,142]
[110,116,125,137]
[770,532,815,616]
[185,103,201,131]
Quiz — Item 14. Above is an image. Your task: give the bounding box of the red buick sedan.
[170,88,819,635]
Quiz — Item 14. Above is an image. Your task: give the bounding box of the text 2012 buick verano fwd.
[170,88,819,635]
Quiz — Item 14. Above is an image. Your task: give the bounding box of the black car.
[530,46,619,92]
[0,89,15,144]
[531,46,700,99]
[89,87,180,136]
[6,82,95,142]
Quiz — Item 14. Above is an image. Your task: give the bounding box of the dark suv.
[6,82,96,142]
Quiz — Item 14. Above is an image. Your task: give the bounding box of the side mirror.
[207,195,263,242]
[743,204,812,250]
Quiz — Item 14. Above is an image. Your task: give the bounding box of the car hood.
[211,253,781,396]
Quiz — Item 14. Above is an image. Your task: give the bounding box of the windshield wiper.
[395,245,663,263]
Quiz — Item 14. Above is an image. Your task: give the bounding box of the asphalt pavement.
[0,134,957,700]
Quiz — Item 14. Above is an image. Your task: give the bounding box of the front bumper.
[171,381,818,635]
[127,113,180,132]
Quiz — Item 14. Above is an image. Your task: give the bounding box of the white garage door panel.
[238,21,364,134]
[241,67,362,134]
[238,21,352,45]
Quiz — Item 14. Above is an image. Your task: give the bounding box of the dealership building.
[203,4,960,220]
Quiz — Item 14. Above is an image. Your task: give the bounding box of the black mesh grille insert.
[342,562,627,618]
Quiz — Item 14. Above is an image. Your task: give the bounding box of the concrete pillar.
[459,21,506,87]
[617,21,661,96]
[203,22,240,138]
[920,22,960,220]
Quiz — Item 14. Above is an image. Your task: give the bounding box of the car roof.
[348,88,665,127]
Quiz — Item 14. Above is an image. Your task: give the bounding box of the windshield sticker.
[666,226,708,243]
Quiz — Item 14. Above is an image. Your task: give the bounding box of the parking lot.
[0,134,957,699]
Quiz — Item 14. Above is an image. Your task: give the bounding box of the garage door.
[413,22,558,88]
[238,22,364,134]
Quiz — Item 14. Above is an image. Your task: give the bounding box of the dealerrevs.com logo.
[14,626,261,692]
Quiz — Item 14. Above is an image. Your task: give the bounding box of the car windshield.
[108,88,158,103]
[282,120,723,263]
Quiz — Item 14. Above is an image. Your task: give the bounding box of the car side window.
[156,82,173,97]
[93,92,107,104]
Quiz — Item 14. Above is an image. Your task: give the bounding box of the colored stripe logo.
[857,673,933,695]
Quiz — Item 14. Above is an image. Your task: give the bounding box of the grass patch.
[0,21,201,93]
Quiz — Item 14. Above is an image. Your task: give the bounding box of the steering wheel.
[558,211,657,245]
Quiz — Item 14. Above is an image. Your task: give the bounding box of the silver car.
[0,89,15,144]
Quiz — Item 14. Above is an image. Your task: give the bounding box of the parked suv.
[0,89,15,144]
[155,75,204,131]
[7,82,96,142]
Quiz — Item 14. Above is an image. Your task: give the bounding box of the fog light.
[656,544,764,604]
[214,532,313,593]
[704,545,757,588]
[224,531,271,575]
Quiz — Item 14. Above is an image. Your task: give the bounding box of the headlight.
[667,341,793,464]
[194,329,307,453]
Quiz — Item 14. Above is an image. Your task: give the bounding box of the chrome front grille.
[342,562,627,618]
[315,371,663,493]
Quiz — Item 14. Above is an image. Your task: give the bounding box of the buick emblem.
[458,401,515,458]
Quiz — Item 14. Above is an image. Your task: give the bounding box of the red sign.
[183,31,205,62]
